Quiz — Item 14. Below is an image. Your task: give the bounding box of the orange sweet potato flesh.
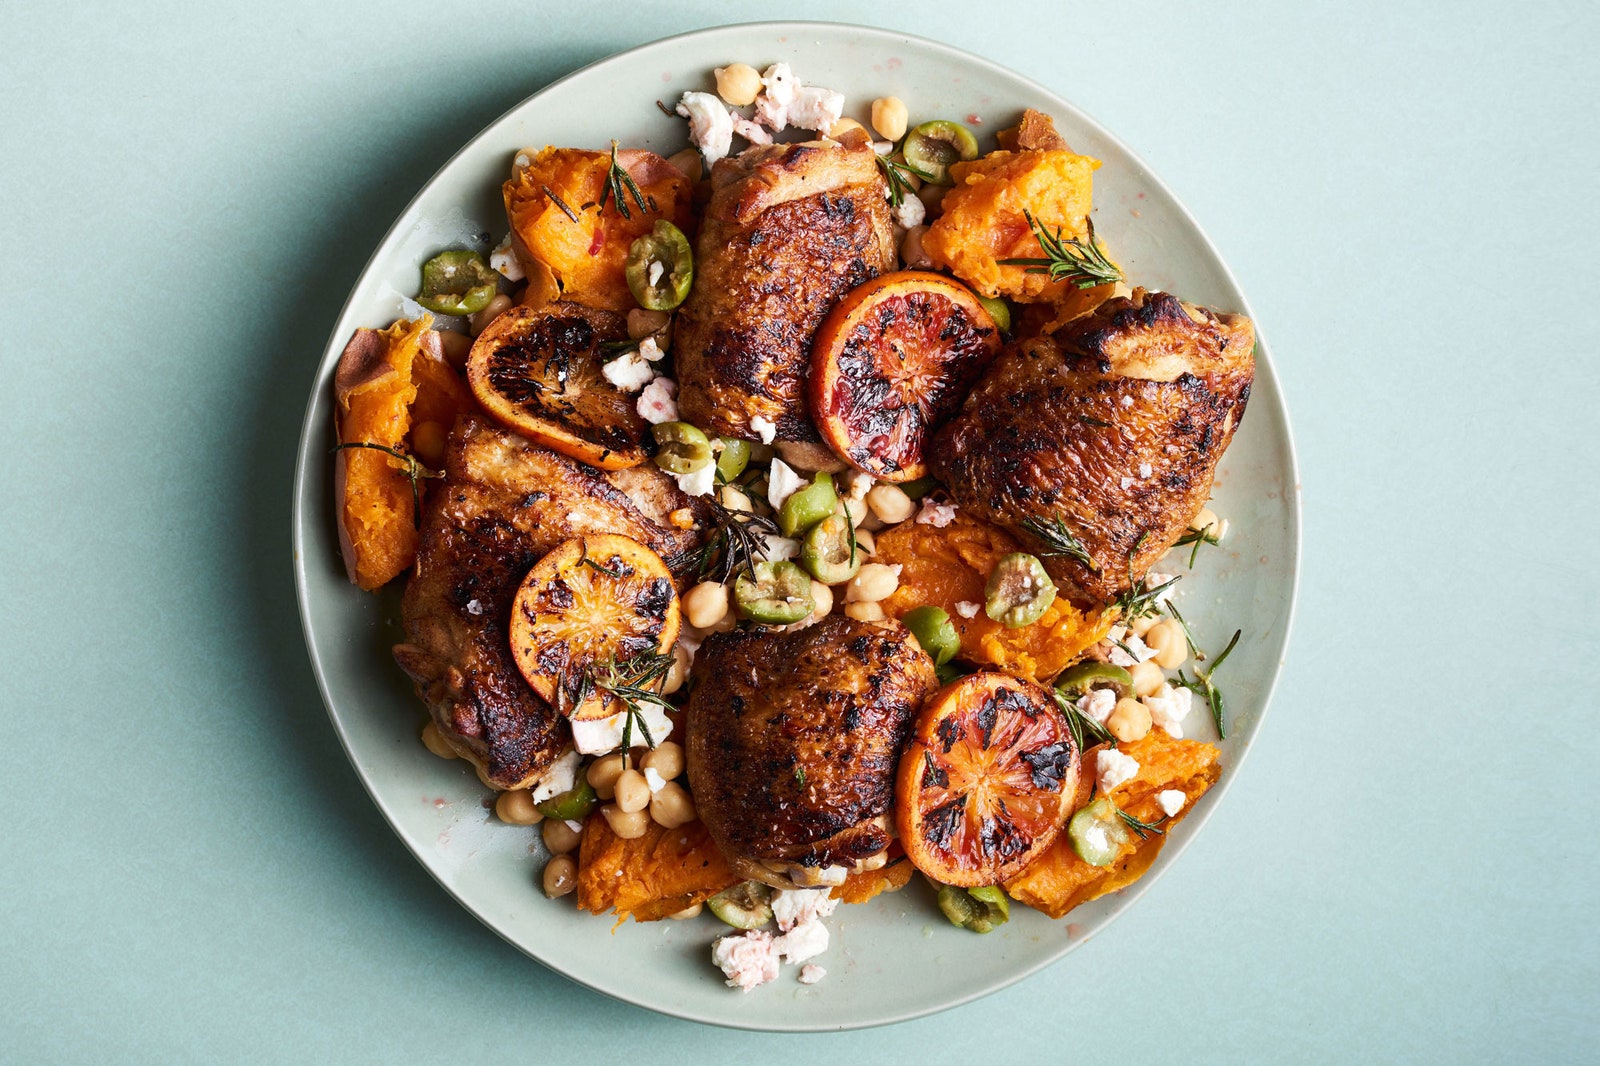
[1004,730,1222,919]
[876,515,1114,682]
[923,147,1102,304]
[832,857,915,904]
[577,815,739,923]
[504,147,693,312]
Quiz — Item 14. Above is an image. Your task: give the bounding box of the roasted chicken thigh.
[685,616,938,888]
[392,416,705,790]
[673,139,896,442]
[931,290,1254,607]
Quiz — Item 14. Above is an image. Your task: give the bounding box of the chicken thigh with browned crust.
[685,616,938,888]
[931,289,1254,608]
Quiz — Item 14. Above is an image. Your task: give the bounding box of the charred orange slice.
[509,534,679,720]
[810,272,1001,482]
[466,302,649,470]
[896,672,1078,886]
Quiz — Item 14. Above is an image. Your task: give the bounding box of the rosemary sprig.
[1173,523,1222,568]
[676,497,777,583]
[1115,807,1168,840]
[1053,690,1117,753]
[598,140,649,221]
[845,510,859,566]
[998,212,1122,290]
[1111,533,1180,622]
[588,649,676,751]
[332,442,442,530]
[541,184,580,223]
[1173,628,1242,739]
[876,155,935,208]
[1020,514,1094,569]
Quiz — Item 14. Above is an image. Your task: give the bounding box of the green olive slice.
[800,513,862,585]
[417,249,499,315]
[976,295,1011,334]
[777,472,838,538]
[1068,797,1132,867]
[902,605,958,666]
[715,438,750,483]
[535,777,598,822]
[706,880,774,929]
[625,220,694,311]
[1055,661,1134,699]
[733,560,815,624]
[651,421,712,475]
[984,552,1057,629]
[935,882,1011,934]
[902,120,980,185]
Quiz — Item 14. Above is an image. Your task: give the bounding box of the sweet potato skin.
[923,149,1101,304]
[503,147,692,312]
[576,815,739,923]
[875,515,1113,681]
[1003,730,1222,918]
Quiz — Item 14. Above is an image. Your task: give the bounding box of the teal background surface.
[2,1,1595,1061]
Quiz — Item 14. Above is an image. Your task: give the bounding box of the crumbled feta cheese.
[732,115,773,145]
[529,748,581,803]
[753,63,796,130]
[749,414,777,444]
[763,535,801,561]
[914,498,957,527]
[772,888,840,931]
[675,461,715,498]
[514,152,531,169]
[636,376,678,423]
[1108,633,1157,668]
[788,85,845,133]
[712,931,780,992]
[563,819,584,835]
[569,700,674,755]
[647,259,664,288]
[643,767,667,793]
[1158,789,1187,817]
[489,234,525,281]
[954,600,981,619]
[1096,748,1141,792]
[676,91,735,165]
[1143,683,1193,738]
[465,598,485,617]
[844,470,875,501]
[798,964,826,985]
[1083,823,1111,855]
[1138,462,1153,479]
[1120,395,1134,407]
[1145,571,1177,605]
[774,919,829,964]
[811,865,849,886]
[637,335,664,362]
[1077,687,1117,724]
[892,194,926,229]
[767,458,805,510]
[602,350,655,392]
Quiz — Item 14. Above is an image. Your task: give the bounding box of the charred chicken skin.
[392,416,705,791]
[931,289,1254,608]
[673,139,896,442]
[685,616,938,888]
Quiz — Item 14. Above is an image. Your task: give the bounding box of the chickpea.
[542,818,583,855]
[683,581,730,629]
[1193,507,1223,539]
[494,788,543,825]
[828,116,867,140]
[1129,614,1159,637]
[916,182,948,217]
[601,803,651,840]
[542,854,578,898]
[866,483,915,524]
[718,485,753,513]
[641,741,684,781]
[469,293,514,336]
[650,781,697,828]
[810,580,835,620]
[668,902,703,920]
[1130,660,1166,698]
[844,601,885,622]
[1146,620,1188,670]
[420,721,457,759]
[900,224,933,269]
[870,96,909,141]
[586,753,626,800]
[1107,698,1153,743]
[435,329,472,369]
[714,62,762,106]
[847,563,901,603]
[661,643,691,696]
[627,307,672,341]
[841,497,869,528]
[852,529,877,556]
[667,148,703,183]
[614,769,652,814]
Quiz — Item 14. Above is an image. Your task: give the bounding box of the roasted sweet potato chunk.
[577,815,738,923]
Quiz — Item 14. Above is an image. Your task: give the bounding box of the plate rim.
[291,19,1302,1031]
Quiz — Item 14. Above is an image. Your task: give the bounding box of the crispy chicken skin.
[392,416,705,790]
[685,616,938,887]
[931,290,1254,608]
[674,140,896,442]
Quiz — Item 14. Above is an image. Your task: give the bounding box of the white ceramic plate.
[292,21,1299,1031]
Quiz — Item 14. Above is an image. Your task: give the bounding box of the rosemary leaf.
[998,212,1122,290]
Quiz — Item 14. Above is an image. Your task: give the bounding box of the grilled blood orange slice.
[896,672,1078,886]
[810,272,1001,482]
[467,303,649,470]
[509,535,679,720]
